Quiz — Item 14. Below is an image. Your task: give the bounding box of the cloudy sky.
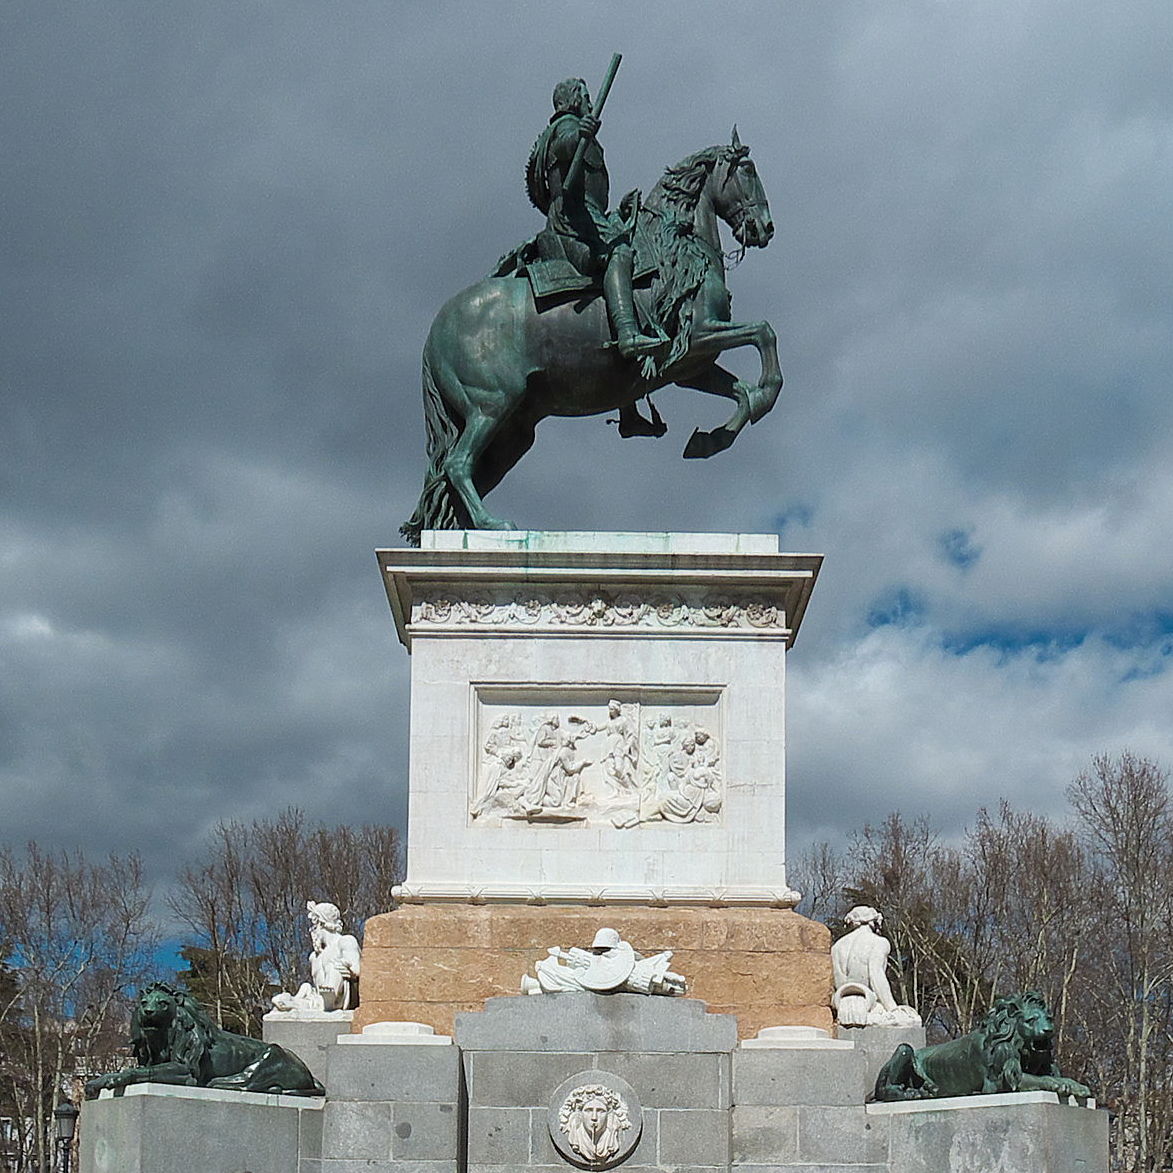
[3,0,1172,888]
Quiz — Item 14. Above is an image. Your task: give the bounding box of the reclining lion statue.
[84,981,324,1098]
[872,990,1091,1102]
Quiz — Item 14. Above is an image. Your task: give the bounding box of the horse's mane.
[646,145,730,218]
[130,981,217,1071]
[640,145,735,371]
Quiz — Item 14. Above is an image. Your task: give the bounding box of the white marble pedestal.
[377,531,821,908]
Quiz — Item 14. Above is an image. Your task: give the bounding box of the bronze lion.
[872,990,1091,1102]
[84,981,324,1099]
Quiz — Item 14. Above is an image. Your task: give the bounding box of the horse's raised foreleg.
[676,364,752,459]
[442,404,516,531]
[615,397,667,438]
[691,319,782,424]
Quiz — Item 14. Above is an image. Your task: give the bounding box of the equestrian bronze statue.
[403,56,783,541]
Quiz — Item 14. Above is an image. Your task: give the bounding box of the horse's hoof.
[683,427,734,459]
[480,518,517,531]
[618,413,668,439]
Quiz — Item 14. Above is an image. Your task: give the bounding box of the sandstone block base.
[354,903,831,1040]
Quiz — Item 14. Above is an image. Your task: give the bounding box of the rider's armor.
[527,79,662,361]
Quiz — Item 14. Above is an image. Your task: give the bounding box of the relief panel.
[471,688,723,829]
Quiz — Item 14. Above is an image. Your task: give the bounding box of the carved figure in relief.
[648,734,721,823]
[271,901,362,1013]
[691,726,719,776]
[830,906,920,1029]
[526,713,562,781]
[472,715,526,817]
[520,927,686,996]
[474,704,723,827]
[594,699,639,795]
[558,1084,633,1166]
[522,719,593,814]
[645,713,675,775]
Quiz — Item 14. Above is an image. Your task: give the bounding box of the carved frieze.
[413,588,785,632]
[472,697,723,829]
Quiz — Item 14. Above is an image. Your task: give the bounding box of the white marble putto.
[831,906,921,1028]
[270,901,362,1015]
[520,927,686,996]
[377,532,821,908]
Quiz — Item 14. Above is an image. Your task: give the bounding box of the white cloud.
[2,0,1172,879]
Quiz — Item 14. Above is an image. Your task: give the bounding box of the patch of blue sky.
[866,586,928,629]
[940,628,1088,662]
[1119,657,1172,683]
[937,527,980,569]
[1101,611,1173,651]
[940,612,1173,677]
[772,503,814,540]
[154,937,186,978]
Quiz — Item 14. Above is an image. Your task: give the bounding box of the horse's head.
[713,126,774,249]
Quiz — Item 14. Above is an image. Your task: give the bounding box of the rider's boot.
[604,245,664,361]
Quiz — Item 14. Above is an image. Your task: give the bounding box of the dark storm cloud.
[3,0,1173,882]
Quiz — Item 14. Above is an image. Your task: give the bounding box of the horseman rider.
[528,78,664,364]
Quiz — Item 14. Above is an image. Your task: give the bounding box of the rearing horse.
[402,131,782,541]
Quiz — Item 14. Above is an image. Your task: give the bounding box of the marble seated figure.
[271,900,362,1014]
[831,905,921,1028]
[521,927,686,996]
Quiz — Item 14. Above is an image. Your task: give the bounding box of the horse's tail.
[400,348,463,546]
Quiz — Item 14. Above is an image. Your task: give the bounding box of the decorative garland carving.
[413,589,785,631]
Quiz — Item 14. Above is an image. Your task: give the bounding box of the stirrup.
[616,332,664,359]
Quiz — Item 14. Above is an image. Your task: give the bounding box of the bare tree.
[0,845,157,1173]
[807,753,1173,1172]
[169,810,401,1034]
[1068,753,1173,1173]
[792,840,849,927]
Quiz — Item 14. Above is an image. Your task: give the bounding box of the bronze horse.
[402,132,781,541]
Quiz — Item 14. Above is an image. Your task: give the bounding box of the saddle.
[492,219,659,310]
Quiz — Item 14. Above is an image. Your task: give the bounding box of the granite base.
[79,1083,322,1173]
[263,1011,353,1088]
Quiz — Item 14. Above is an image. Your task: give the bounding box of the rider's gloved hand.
[579,113,600,139]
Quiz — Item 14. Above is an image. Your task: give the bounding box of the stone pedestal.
[377,531,821,906]
[368,531,826,1037]
[262,1010,353,1088]
[458,994,736,1173]
[868,1091,1108,1173]
[319,1032,461,1171]
[836,1022,927,1093]
[78,999,1108,1172]
[354,903,833,1040]
[732,1034,884,1170]
[79,1083,322,1173]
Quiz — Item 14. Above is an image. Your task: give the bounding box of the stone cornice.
[392,881,802,908]
[378,532,822,650]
